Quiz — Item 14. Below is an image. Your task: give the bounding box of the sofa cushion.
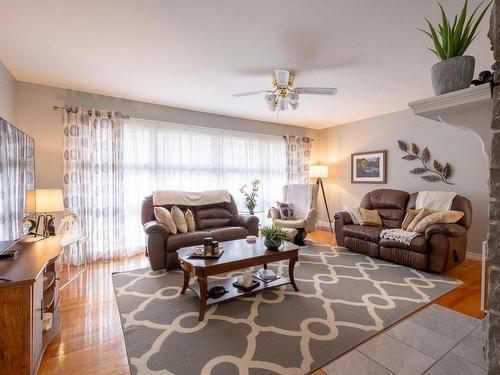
[154,207,177,234]
[401,208,421,230]
[343,206,363,224]
[274,219,306,229]
[166,230,211,250]
[185,209,196,232]
[276,201,295,220]
[195,207,233,229]
[407,192,472,229]
[343,224,383,243]
[407,207,435,232]
[413,210,464,233]
[360,189,410,228]
[359,208,382,226]
[379,235,428,254]
[171,206,188,233]
[205,226,249,242]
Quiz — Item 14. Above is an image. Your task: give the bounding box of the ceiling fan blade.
[295,87,338,96]
[274,70,290,87]
[232,90,272,98]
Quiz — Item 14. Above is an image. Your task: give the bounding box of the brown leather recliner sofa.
[334,189,472,273]
[142,195,259,270]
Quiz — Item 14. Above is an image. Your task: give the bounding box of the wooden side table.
[58,235,87,289]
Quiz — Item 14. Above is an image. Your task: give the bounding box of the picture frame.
[351,150,387,184]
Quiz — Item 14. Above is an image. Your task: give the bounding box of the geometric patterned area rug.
[112,243,462,375]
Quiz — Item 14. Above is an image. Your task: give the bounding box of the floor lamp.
[310,164,333,233]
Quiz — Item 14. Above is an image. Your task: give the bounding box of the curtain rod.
[53,105,130,119]
[283,135,315,141]
[53,106,311,137]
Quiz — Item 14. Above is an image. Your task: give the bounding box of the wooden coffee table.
[177,238,299,320]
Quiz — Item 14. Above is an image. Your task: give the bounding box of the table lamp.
[25,189,64,237]
[310,163,333,233]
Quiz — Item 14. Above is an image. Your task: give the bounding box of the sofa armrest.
[334,212,353,225]
[334,212,352,247]
[231,214,259,236]
[425,223,467,240]
[143,220,170,237]
[304,208,318,233]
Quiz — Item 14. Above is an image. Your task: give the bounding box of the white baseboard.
[316,220,334,230]
[466,251,482,261]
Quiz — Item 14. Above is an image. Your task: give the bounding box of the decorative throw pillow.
[184,209,196,232]
[276,201,295,220]
[406,207,435,232]
[171,206,188,233]
[343,206,364,225]
[401,208,422,230]
[359,208,382,226]
[413,210,464,233]
[154,207,177,234]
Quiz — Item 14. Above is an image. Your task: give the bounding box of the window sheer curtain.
[123,118,287,253]
[63,107,127,261]
[284,135,312,184]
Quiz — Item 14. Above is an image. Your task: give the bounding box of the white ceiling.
[0,0,493,129]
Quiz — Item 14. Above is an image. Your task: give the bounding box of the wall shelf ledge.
[408,85,493,159]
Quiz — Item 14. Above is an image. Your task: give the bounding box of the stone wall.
[487,1,500,373]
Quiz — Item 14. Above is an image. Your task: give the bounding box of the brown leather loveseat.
[334,189,472,273]
[142,194,259,270]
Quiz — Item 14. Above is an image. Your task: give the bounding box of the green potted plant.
[260,225,290,250]
[239,179,260,215]
[419,0,492,95]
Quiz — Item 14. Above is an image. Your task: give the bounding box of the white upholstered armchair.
[268,184,319,245]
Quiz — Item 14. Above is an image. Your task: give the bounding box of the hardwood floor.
[39,256,149,375]
[38,230,483,374]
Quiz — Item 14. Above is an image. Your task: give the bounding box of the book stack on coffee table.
[254,268,280,283]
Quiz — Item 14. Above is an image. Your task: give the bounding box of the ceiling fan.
[233,69,337,112]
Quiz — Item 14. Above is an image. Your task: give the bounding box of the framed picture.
[351,150,387,184]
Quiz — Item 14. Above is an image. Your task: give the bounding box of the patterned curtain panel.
[284,135,312,184]
[0,118,34,240]
[63,107,127,262]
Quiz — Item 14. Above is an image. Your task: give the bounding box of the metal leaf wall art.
[397,140,454,185]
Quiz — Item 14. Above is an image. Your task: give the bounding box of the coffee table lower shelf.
[188,276,290,306]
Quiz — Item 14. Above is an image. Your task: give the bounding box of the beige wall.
[15,81,319,189]
[0,61,16,124]
[316,109,489,255]
[13,80,488,254]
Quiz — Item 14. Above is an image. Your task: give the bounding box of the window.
[123,118,286,252]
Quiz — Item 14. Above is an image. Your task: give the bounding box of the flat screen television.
[0,117,35,254]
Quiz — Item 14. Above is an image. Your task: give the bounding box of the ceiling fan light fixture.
[287,92,299,104]
[274,69,290,87]
[265,94,277,111]
[277,97,288,111]
[233,70,336,113]
[264,93,276,104]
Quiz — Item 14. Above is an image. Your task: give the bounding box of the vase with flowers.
[239,179,260,215]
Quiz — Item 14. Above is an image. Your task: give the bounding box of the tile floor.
[322,305,485,375]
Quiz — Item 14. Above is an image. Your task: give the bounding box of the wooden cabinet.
[0,236,63,374]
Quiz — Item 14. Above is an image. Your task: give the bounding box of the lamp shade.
[25,190,36,214]
[25,189,64,213]
[310,164,329,178]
